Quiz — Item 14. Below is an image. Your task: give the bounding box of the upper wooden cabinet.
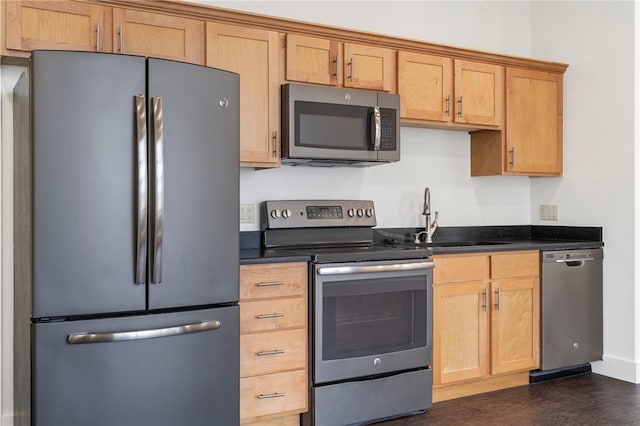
[206,23,281,168]
[3,0,112,56]
[470,68,563,176]
[286,34,396,92]
[112,8,204,64]
[398,51,502,128]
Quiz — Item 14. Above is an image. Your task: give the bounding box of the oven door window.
[321,275,427,360]
[295,101,372,150]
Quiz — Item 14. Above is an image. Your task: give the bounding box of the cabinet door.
[490,278,540,374]
[505,68,563,175]
[206,23,280,168]
[5,0,112,53]
[343,43,395,92]
[398,51,452,122]
[433,282,489,385]
[113,8,204,64]
[454,60,503,126]
[286,34,341,86]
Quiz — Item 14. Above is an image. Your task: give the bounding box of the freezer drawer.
[33,306,239,426]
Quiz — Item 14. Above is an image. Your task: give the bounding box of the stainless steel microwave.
[281,83,400,167]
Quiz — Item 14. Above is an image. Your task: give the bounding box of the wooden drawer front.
[240,370,307,420]
[433,254,490,283]
[240,263,307,300]
[491,251,539,279]
[241,329,306,377]
[240,297,305,334]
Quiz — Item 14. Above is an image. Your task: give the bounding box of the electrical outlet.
[539,204,558,221]
[240,203,255,224]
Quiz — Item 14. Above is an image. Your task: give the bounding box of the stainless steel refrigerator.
[13,50,239,426]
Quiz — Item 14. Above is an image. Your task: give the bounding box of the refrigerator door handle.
[151,96,164,284]
[67,320,222,344]
[135,94,148,285]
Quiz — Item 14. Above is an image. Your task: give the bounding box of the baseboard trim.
[591,356,640,384]
[433,371,530,402]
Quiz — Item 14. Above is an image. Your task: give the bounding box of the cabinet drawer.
[240,297,306,333]
[433,254,490,283]
[491,251,539,278]
[240,370,307,420]
[241,329,307,377]
[240,263,307,300]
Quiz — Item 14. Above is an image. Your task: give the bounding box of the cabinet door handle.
[457,96,463,117]
[509,147,516,168]
[482,288,488,312]
[347,58,353,82]
[256,281,285,287]
[256,313,285,319]
[96,23,100,52]
[257,349,285,356]
[119,25,124,53]
[445,95,451,117]
[257,392,285,399]
[332,56,339,78]
[494,288,501,310]
[272,131,278,157]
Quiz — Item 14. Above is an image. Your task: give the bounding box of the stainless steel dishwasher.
[540,248,603,371]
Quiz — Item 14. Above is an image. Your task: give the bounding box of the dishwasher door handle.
[556,258,594,267]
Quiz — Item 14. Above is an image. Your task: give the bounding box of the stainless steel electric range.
[261,200,434,426]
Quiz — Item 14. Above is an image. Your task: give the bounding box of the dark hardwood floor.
[377,373,640,426]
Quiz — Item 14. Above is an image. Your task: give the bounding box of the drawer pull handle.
[256,281,285,287]
[258,392,286,399]
[257,349,285,356]
[256,313,285,319]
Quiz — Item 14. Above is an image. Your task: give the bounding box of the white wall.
[528,1,637,381]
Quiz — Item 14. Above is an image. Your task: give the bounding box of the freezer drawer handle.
[134,94,148,285]
[151,96,165,284]
[317,261,435,276]
[257,393,285,399]
[66,320,221,344]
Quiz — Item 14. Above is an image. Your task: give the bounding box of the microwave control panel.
[379,108,397,151]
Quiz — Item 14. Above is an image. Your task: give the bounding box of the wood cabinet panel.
[240,370,307,420]
[5,0,112,53]
[433,282,489,385]
[343,42,395,92]
[454,60,503,126]
[398,51,452,122]
[433,254,490,283]
[491,277,540,374]
[286,33,341,85]
[240,329,307,377]
[491,251,539,278]
[239,263,307,300]
[207,23,281,168]
[113,8,204,64]
[240,297,306,333]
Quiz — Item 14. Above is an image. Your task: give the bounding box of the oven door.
[312,259,433,385]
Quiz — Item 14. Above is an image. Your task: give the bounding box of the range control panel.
[261,200,376,229]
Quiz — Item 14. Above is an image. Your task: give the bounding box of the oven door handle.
[316,261,434,276]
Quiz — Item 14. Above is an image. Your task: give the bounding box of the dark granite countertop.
[240,225,603,264]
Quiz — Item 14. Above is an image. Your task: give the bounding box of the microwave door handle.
[372,106,381,151]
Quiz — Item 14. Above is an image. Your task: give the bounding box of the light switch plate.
[240,203,255,224]
[540,204,558,221]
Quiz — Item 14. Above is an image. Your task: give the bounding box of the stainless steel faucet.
[414,187,438,243]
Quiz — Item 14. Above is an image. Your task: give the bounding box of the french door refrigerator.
[13,50,240,426]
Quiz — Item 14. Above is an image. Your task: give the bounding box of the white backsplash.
[240,127,531,231]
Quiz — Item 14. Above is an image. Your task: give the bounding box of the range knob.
[347,208,355,217]
[282,209,291,219]
[356,208,364,217]
[365,208,374,217]
[270,209,281,219]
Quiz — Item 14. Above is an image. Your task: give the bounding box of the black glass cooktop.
[263,243,433,264]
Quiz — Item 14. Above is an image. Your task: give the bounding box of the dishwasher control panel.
[542,250,601,263]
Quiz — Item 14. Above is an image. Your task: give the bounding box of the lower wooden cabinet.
[432,251,540,402]
[239,262,308,424]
